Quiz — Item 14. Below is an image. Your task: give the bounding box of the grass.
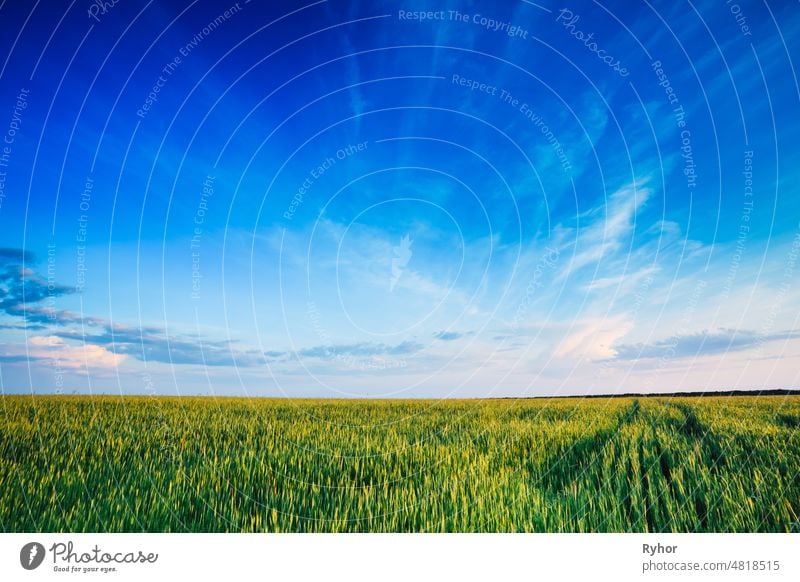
[1,395,798,532]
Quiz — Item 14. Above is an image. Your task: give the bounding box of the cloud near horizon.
[0,249,433,372]
[0,250,259,369]
[613,328,800,361]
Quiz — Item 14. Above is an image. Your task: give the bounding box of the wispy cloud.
[433,330,471,341]
[554,179,652,283]
[613,328,800,360]
[53,325,262,367]
[299,340,423,358]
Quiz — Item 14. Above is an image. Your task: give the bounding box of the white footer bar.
[1,533,797,581]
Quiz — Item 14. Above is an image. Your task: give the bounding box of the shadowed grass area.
[1,395,798,532]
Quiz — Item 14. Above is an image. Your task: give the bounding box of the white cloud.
[554,316,634,360]
[554,179,652,283]
[27,336,125,369]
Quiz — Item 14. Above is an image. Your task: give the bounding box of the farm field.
[1,395,798,532]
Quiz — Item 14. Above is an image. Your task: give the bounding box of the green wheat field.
[1,395,798,532]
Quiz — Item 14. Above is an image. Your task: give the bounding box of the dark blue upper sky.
[1,0,799,396]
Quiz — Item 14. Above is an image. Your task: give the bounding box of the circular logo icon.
[20,542,45,570]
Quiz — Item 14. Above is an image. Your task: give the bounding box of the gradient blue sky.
[0,0,799,397]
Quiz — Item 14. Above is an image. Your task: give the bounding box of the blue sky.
[0,0,799,397]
